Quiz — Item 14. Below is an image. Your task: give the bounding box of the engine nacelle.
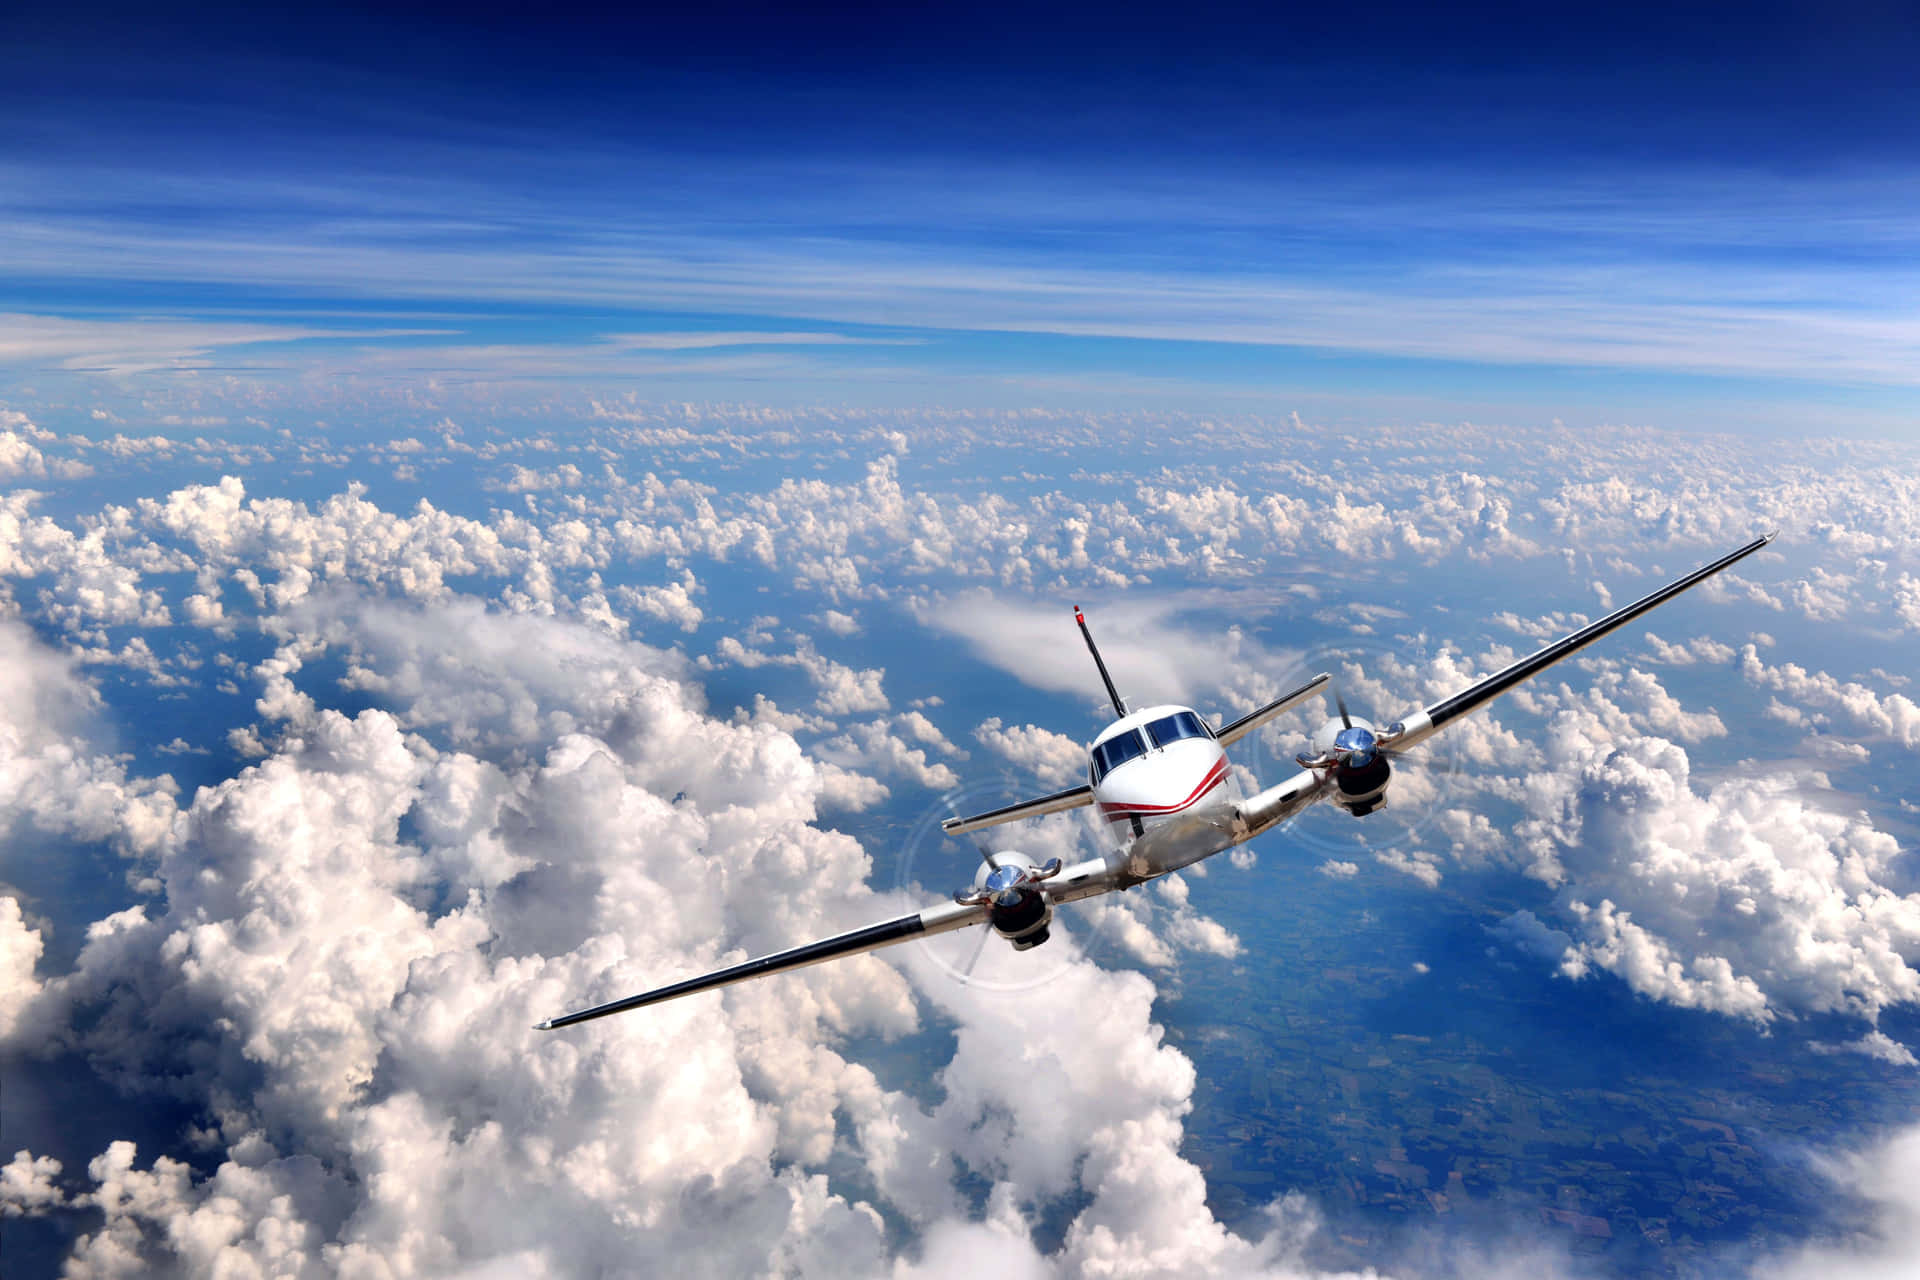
[990,889,1054,950]
[970,851,1056,950]
[1332,753,1391,817]
[1309,715,1392,817]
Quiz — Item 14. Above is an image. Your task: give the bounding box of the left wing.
[536,899,987,1029]
[1381,531,1776,754]
[1238,533,1775,839]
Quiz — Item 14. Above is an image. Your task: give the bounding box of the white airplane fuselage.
[1088,704,1245,880]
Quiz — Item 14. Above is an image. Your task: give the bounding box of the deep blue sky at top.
[2,1,1917,431]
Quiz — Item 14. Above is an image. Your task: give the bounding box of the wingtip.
[533,1019,554,1031]
[1764,528,1780,544]
[939,816,962,832]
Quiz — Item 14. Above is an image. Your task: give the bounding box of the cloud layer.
[2,408,1918,1275]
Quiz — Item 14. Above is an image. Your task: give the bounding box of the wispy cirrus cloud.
[6,152,1920,393]
[0,313,450,374]
[599,331,922,351]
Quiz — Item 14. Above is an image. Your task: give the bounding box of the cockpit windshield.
[1089,730,1148,785]
[1145,711,1213,748]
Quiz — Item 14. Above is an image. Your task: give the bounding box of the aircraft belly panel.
[1121,796,1241,878]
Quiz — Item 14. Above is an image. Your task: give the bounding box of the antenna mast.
[1074,606,1128,719]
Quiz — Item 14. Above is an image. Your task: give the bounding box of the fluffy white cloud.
[0,895,47,1041]
[973,717,1088,788]
[7,592,1338,1277]
[10,410,1920,1275]
[1641,632,1737,665]
[0,619,179,870]
[0,426,88,481]
[289,590,689,751]
[708,633,890,718]
[0,1148,67,1217]
[614,568,705,632]
[1538,738,1920,1029]
[1740,645,1920,748]
[814,719,962,792]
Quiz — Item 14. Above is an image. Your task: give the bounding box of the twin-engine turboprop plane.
[538,534,1775,1030]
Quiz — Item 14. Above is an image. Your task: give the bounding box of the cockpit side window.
[1145,711,1213,748]
[1089,730,1149,785]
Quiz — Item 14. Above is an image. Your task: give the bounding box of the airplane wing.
[1239,533,1775,839]
[536,898,989,1029]
[1215,672,1332,747]
[941,784,1092,836]
[1381,531,1777,754]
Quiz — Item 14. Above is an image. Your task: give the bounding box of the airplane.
[537,532,1775,1030]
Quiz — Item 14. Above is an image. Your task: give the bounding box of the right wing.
[941,784,1092,836]
[536,898,988,1030]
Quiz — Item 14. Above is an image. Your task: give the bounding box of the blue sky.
[1,1,1917,432]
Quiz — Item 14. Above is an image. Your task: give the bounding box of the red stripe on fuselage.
[1098,757,1230,823]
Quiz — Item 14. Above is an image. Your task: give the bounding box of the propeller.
[904,788,1081,991]
[1274,658,1461,829]
[1297,682,1388,770]
[953,856,1064,907]
[950,849,1064,978]
[955,924,993,986]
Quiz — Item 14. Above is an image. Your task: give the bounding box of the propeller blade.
[1336,691,1352,729]
[956,925,992,986]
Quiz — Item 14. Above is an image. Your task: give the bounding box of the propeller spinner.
[954,852,1063,951]
[1296,686,1396,816]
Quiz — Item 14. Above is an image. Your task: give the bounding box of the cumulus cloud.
[5,591,1327,1278]
[972,717,1088,788]
[0,894,47,1040]
[708,633,890,718]
[614,568,706,632]
[813,719,961,792]
[10,409,1920,1275]
[1642,632,1737,665]
[292,589,690,752]
[1740,645,1920,748]
[8,610,921,1273]
[0,619,179,870]
[1537,738,1920,1029]
[0,424,89,481]
[0,1148,67,1217]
